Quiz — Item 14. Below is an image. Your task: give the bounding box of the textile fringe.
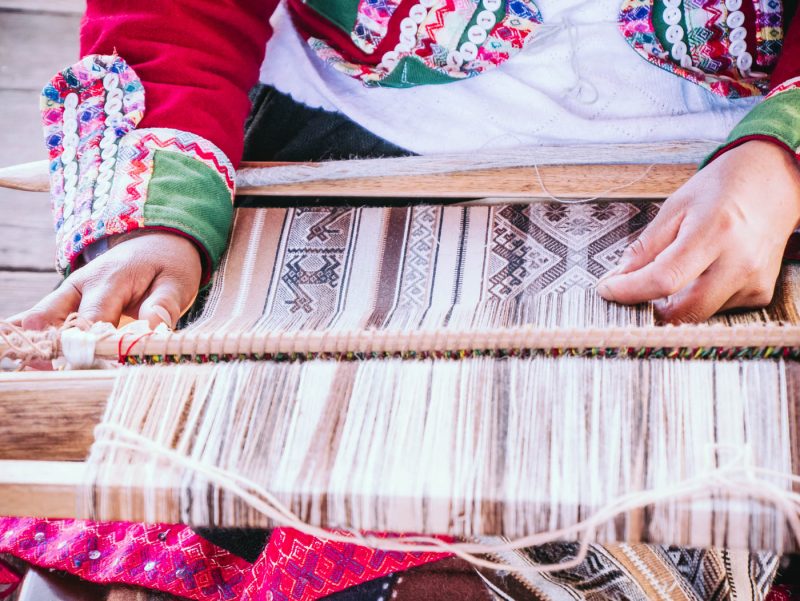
[84,357,800,572]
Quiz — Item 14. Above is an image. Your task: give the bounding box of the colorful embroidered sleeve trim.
[292,0,543,88]
[618,0,778,99]
[41,55,235,281]
[702,75,800,166]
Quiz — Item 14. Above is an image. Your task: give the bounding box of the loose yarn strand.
[532,162,657,204]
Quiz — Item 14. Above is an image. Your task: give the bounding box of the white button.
[420,0,436,7]
[101,144,118,161]
[736,51,753,71]
[663,6,681,25]
[725,0,742,10]
[409,4,427,23]
[64,93,79,110]
[730,26,747,43]
[400,17,417,35]
[100,131,117,149]
[446,49,464,69]
[729,38,747,56]
[476,9,497,29]
[726,10,744,28]
[468,24,488,44]
[680,54,693,68]
[460,41,479,60]
[484,0,502,10]
[393,41,410,55]
[399,30,416,46]
[381,50,399,70]
[665,23,684,44]
[102,72,119,90]
[671,40,688,60]
[663,0,681,6]
[61,146,76,164]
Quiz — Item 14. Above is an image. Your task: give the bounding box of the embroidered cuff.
[702,76,800,167]
[41,55,235,284]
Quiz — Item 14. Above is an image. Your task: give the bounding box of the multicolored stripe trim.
[702,75,800,166]
[618,0,776,99]
[41,55,236,279]
[119,345,800,365]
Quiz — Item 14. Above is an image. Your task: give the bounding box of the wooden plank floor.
[0,7,80,316]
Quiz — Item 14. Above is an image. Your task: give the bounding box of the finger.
[601,203,683,278]
[718,282,779,314]
[78,281,128,326]
[597,221,721,305]
[138,277,189,329]
[19,279,83,330]
[653,261,738,324]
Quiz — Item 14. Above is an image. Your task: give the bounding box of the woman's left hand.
[597,140,800,323]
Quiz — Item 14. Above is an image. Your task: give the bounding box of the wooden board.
[0,371,113,461]
[0,12,80,91]
[0,189,56,271]
[0,271,61,318]
[0,1,83,13]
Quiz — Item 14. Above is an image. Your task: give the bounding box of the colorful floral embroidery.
[306,0,543,88]
[753,0,784,68]
[618,0,778,99]
[40,56,234,274]
[352,0,405,54]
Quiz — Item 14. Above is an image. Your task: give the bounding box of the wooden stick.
[0,461,89,521]
[3,323,800,365]
[0,159,694,199]
[0,371,113,461]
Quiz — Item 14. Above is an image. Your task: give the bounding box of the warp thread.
[90,425,800,576]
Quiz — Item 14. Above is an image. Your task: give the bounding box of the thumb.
[138,277,188,329]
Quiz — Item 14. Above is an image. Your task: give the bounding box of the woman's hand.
[597,140,800,323]
[10,231,202,330]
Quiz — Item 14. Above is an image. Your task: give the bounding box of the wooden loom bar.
[0,371,113,461]
[0,160,695,199]
[3,323,800,363]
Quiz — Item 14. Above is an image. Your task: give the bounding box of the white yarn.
[90,425,800,575]
[235,142,712,188]
[84,358,800,575]
[60,327,98,370]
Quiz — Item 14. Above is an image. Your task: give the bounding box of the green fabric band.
[375,55,458,88]
[143,149,234,273]
[305,0,360,33]
[702,87,800,167]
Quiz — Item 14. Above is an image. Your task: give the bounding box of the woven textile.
[188,203,800,337]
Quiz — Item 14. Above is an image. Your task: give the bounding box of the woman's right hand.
[10,231,203,330]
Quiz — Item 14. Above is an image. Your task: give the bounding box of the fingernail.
[596,281,616,302]
[151,305,173,328]
[598,267,621,284]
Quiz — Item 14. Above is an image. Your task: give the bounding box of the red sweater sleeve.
[771,7,800,89]
[80,0,278,167]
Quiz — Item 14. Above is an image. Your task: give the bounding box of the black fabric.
[243,85,411,163]
[193,528,270,564]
